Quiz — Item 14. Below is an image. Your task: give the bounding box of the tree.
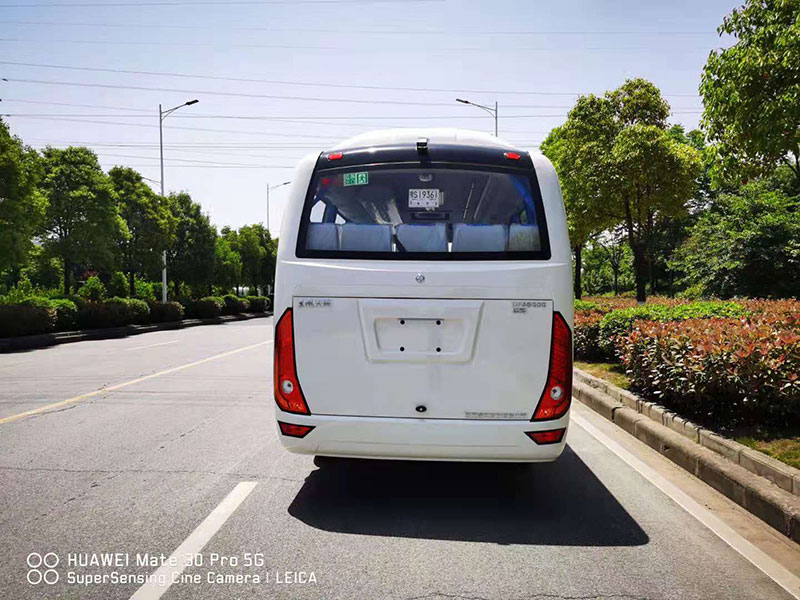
[213,236,241,294]
[109,167,174,297]
[167,192,217,298]
[236,224,267,295]
[612,123,700,300]
[0,118,45,272]
[39,147,122,294]
[674,181,800,298]
[700,0,800,186]
[541,124,613,299]
[554,79,701,302]
[593,227,631,296]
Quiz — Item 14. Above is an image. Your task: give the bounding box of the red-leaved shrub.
[618,306,799,427]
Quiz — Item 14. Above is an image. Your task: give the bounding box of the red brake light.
[504,151,521,160]
[532,311,572,421]
[327,152,343,161]
[526,428,565,445]
[274,308,310,415]
[278,421,314,438]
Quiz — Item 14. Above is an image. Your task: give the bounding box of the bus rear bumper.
[274,411,570,462]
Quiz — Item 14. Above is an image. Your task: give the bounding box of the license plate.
[409,188,441,208]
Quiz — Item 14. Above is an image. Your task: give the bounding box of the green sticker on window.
[343,172,369,186]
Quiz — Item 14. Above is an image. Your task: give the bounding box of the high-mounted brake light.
[526,428,565,445]
[327,152,343,161]
[504,151,521,160]
[532,312,572,421]
[274,309,310,415]
[278,421,315,438]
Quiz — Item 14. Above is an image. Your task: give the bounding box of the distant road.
[1,319,798,600]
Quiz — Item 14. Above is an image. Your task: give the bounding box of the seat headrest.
[340,224,393,252]
[508,224,541,251]
[396,224,448,252]
[306,223,340,250]
[452,224,508,252]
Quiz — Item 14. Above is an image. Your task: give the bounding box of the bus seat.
[306,223,340,250]
[340,224,392,252]
[509,224,541,251]
[396,224,447,252]
[452,224,507,252]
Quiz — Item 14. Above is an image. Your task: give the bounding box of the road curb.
[573,371,800,543]
[0,312,273,353]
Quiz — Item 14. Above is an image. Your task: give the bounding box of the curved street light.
[456,98,498,137]
[266,180,291,233]
[158,99,199,302]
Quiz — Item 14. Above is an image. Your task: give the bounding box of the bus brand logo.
[297,298,332,308]
[415,273,425,283]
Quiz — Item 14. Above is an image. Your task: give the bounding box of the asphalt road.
[1,318,798,600]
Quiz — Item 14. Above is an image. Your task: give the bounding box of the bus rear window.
[296,166,550,260]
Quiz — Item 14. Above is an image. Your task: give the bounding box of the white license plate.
[408,188,441,208]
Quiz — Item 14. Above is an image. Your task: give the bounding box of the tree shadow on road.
[287,446,649,546]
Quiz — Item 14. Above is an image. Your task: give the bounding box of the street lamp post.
[158,99,198,303]
[266,180,291,233]
[456,98,498,137]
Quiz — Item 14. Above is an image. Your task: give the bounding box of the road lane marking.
[129,481,258,600]
[572,412,800,599]
[123,341,179,351]
[0,340,271,425]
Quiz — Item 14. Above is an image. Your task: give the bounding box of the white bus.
[273,129,573,462]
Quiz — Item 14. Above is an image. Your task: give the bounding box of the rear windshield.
[296,165,550,260]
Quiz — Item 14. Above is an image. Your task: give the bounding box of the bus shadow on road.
[287,446,649,546]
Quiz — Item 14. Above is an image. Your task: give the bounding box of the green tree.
[21,246,62,290]
[39,147,122,294]
[167,192,217,298]
[555,79,701,302]
[541,124,613,299]
[109,167,174,297]
[700,0,800,186]
[0,118,45,272]
[674,181,800,298]
[213,236,241,294]
[234,224,265,295]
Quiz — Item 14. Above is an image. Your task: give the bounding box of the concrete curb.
[574,369,800,496]
[573,373,800,543]
[0,312,273,353]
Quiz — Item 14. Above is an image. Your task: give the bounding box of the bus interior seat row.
[305,222,541,253]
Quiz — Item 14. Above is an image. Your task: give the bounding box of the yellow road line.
[0,340,271,426]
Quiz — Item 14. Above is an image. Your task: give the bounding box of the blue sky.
[1,0,739,232]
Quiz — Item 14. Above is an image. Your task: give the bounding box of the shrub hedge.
[620,312,799,427]
[191,297,224,319]
[222,294,249,315]
[245,296,270,312]
[596,301,748,359]
[0,301,56,337]
[149,301,184,323]
[0,290,267,337]
[78,297,151,329]
[49,298,79,330]
[575,297,800,428]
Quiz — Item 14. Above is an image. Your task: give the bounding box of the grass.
[736,436,800,470]
[574,360,631,390]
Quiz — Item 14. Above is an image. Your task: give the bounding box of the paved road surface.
[1,319,798,600]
